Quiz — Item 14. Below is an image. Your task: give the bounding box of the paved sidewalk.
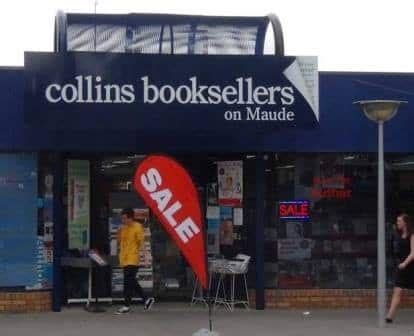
[0,304,413,336]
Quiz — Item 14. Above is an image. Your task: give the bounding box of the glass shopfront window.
[266,153,414,290]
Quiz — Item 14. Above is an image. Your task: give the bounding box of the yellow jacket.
[117,222,144,267]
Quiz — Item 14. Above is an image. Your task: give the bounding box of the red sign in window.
[278,201,310,219]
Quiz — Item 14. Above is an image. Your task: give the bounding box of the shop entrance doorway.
[61,152,252,306]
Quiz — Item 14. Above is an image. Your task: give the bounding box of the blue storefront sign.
[24,52,318,132]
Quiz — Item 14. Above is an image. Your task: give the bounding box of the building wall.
[0,291,51,313]
[2,68,414,312]
[3,289,414,312]
[249,289,414,309]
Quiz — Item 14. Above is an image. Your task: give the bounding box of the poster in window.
[206,206,220,220]
[286,221,304,238]
[67,160,90,250]
[278,239,312,260]
[207,183,218,206]
[217,161,243,207]
[233,208,243,226]
[206,207,220,254]
[30,171,55,290]
[219,207,234,247]
[207,218,220,254]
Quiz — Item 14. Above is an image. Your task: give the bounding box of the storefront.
[1,12,414,313]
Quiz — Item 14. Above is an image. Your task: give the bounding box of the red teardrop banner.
[133,155,208,289]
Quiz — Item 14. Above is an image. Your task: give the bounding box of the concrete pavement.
[0,304,413,336]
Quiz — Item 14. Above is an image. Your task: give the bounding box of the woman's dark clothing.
[394,234,414,289]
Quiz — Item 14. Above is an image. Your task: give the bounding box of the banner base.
[192,328,219,336]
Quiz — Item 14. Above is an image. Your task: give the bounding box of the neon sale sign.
[278,200,310,220]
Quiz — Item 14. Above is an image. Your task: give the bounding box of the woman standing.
[386,213,414,323]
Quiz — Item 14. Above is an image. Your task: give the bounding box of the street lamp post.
[353,100,406,328]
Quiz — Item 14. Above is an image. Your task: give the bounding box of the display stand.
[62,256,124,306]
[84,250,108,313]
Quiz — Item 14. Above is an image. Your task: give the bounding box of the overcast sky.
[1,0,413,72]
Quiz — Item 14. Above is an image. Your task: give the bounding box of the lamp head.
[353,100,406,123]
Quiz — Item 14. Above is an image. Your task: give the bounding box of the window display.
[268,153,414,289]
[67,160,90,251]
[32,155,55,290]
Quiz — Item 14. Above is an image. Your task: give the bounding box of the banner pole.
[208,298,213,331]
[202,185,213,333]
[208,282,213,332]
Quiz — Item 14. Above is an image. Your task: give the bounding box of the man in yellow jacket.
[116,208,155,314]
